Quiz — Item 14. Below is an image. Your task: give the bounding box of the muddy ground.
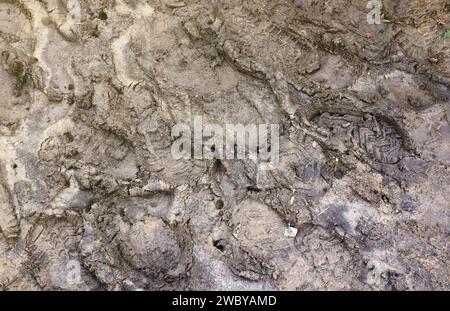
[0,0,449,290]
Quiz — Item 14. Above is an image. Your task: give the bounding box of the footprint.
[21,0,78,101]
[313,113,407,165]
[0,2,32,41]
[47,0,82,42]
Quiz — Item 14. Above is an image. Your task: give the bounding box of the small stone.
[401,200,417,212]
[41,17,54,26]
[143,180,172,192]
[428,57,438,64]
[284,226,298,238]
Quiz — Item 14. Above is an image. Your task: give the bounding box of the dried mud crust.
[0,0,448,290]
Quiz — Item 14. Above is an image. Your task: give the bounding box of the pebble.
[284,226,298,238]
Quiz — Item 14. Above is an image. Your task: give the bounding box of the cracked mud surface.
[0,0,449,291]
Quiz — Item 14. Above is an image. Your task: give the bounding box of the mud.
[0,0,448,290]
